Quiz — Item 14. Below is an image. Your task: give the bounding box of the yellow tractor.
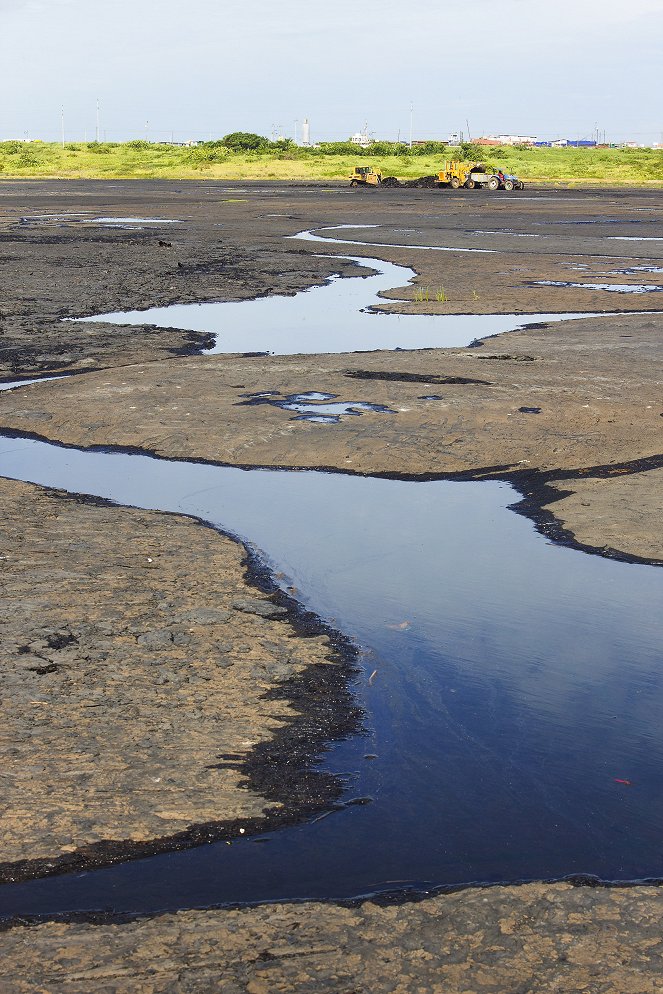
[349,165,382,187]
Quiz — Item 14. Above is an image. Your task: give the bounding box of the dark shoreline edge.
[2,872,663,935]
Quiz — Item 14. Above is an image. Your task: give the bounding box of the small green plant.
[17,151,39,167]
[472,290,480,301]
[414,287,430,303]
[435,288,448,302]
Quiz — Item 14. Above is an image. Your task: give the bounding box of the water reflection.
[0,436,662,915]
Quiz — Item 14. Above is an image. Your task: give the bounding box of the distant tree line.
[213,133,455,157]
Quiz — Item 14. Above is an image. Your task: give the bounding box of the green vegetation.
[0,137,661,184]
[414,288,450,304]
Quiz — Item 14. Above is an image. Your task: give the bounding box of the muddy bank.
[3,882,663,993]
[540,467,663,562]
[0,199,358,379]
[0,476,359,879]
[5,312,658,475]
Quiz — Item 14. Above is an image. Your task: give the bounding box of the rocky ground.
[3,883,663,993]
[0,476,357,878]
[0,180,662,991]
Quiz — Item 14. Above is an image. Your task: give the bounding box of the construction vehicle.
[495,170,525,191]
[349,165,382,187]
[436,160,524,191]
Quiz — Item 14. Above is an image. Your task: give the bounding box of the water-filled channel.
[1,436,662,917]
[75,231,600,355]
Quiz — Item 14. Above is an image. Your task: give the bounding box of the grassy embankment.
[1,140,662,184]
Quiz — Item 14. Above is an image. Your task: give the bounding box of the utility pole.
[61,106,65,148]
[409,102,413,148]
[96,99,100,142]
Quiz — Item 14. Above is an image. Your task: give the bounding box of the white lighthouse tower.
[301,118,311,147]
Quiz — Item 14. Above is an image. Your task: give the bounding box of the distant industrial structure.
[301,118,311,147]
[474,134,662,149]
[475,135,537,147]
[349,127,372,148]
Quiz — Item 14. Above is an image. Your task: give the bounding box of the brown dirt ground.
[0,476,356,875]
[3,883,663,994]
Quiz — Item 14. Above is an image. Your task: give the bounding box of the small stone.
[232,598,288,619]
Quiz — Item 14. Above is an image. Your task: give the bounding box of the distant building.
[349,131,372,148]
[476,134,537,146]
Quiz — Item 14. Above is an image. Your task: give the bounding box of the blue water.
[0,435,662,916]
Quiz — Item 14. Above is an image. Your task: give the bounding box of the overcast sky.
[2,0,662,144]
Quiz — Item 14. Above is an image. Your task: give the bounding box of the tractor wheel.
[503,179,514,191]
[487,176,499,191]
[450,176,460,189]
[517,181,525,190]
[464,179,475,190]
[350,180,359,187]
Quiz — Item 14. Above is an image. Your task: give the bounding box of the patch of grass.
[0,141,660,184]
[414,287,449,303]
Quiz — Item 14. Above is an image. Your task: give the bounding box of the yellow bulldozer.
[349,165,382,187]
[436,160,524,191]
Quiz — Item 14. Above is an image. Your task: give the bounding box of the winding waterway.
[74,228,603,354]
[0,436,662,917]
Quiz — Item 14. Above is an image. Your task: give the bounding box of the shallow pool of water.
[92,217,181,224]
[75,239,604,355]
[608,237,663,242]
[241,390,397,423]
[20,215,180,227]
[534,281,663,295]
[0,436,662,916]
[610,266,663,275]
[0,375,65,393]
[294,224,494,254]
